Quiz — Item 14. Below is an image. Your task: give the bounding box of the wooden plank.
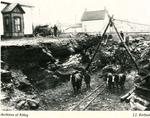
[133,94,150,107]
[85,16,113,71]
[120,88,135,102]
[1,1,34,8]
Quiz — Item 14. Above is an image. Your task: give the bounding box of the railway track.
[70,82,107,111]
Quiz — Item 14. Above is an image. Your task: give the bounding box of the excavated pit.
[1,34,150,111]
[1,35,99,90]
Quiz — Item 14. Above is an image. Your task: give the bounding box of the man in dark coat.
[53,25,58,37]
[70,70,83,94]
[120,31,124,39]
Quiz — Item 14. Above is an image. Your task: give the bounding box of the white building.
[81,9,109,34]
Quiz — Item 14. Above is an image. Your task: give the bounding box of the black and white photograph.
[0,0,150,112]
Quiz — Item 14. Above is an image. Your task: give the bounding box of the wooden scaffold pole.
[85,16,113,71]
[106,10,140,72]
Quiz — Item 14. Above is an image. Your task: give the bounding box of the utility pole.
[74,14,77,33]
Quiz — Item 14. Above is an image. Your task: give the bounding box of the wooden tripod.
[85,11,139,72]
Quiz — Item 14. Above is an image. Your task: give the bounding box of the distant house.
[1,3,25,38]
[81,9,109,34]
[1,2,34,38]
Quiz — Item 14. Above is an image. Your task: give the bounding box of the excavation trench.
[1,36,99,90]
[1,36,98,110]
[1,34,150,110]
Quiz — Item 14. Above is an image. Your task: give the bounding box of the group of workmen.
[70,68,91,94]
[70,68,126,94]
[69,31,127,94]
[104,72,126,90]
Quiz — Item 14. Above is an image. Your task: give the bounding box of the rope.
[114,19,150,27]
[114,19,150,33]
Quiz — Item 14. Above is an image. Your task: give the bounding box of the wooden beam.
[111,21,139,72]
[85,16,113,71]
[1,1,10,5]
[1,1,34,8]
[105,10,140,72]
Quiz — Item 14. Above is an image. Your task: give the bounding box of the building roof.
[1,3,25,13]
[81,10,106,21]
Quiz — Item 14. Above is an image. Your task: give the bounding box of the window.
[4,17,10,32]
[14,17,21,32]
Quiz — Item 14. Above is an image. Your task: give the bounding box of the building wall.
[2,13,11,37]
[0,4,33,36]
[23,7,33,34]
[2,13,24,37]
[0,4,5,36]
[81,16,109,34]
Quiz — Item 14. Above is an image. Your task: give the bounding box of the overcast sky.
[1,0,150,25]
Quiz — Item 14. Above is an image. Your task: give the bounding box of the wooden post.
[85,17,113,71]
[111,20,140,72]
[105,9,139,72]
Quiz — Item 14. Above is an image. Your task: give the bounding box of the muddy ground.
[1,69,136,111]
[38,70,136,111]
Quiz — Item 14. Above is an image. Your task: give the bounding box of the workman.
[53,25,58,37]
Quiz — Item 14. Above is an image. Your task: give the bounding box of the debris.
[1,60,9,70]
[129,71,150,110]
[0,91,11,102]
[133,94,150,107]
[102,65,120,74]
[125,93,134,103]
[54,71,70,82]
[10,69,34,94]
[15,98,39,110]
[120,88,135,102]
[1,69,12,83]
[130,98,147,111]
[27,99,40,110]
[1,31,150,111]
[62,54,82,68]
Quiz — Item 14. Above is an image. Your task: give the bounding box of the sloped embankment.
[1,35,99,110]
[1,35,99,88]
